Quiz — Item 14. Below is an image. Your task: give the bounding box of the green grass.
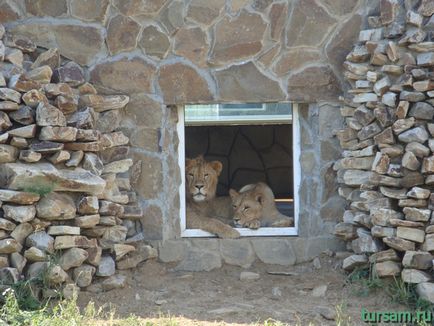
[346,264,383,297]
[23,182,56,196]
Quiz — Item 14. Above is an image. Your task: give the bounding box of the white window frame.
[177,103,300,237]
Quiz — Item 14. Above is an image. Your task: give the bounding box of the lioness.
[186,156,240,238]
[229,182,294,229]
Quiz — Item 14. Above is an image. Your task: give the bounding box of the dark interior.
[185,124,294,217]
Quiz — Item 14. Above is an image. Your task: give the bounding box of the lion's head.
[229,183,272,229]
[185,156,222,203]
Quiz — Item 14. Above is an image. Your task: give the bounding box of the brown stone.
[326,15,362,71]
[52,62,85,86]
[138,25,170,59]
[25,0,67,17]
[54,236,97,250]
[269,2,288,41]
[383,237,416,251]
[75,214,100,228]
[0,145,18,163]
[286,0,337,47]
[0,2,21,24]
[402,269,432,284]
[79,94,129,112]
[29,141,64,154]
[402,251,433,269]
[158,62,213,104]
[54,95,78,114]
[0,162,106,195]
[44,83,73,99]
[418,0,434,16]
[106,14,141,55]
[9,23,104,66]
[209,10,266,64]
[273,48,321,77]
[95,111,120,133]
[159,1,184,35]
[374,261,401,277]
[39,126,77,142]
[215,62,284,102]
[31,48,60,70]
[287,65,341,101]
[174,27,208,67]
[70,0,109,22]
[63,141,101,152]
[186,0,225,25]
[0,189,39,204]
[90,57,155,94]
[67,108,95,130]
[36,102,66,127]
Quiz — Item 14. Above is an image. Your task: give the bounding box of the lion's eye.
[204,173,209,178]
[188,173,193,177]
[232,205,237,208]
[243,206,249,211]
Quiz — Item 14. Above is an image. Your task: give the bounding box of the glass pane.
[185,103,292,125]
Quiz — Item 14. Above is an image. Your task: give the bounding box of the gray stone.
[138,25,170,59]
[396,227,425,243]
[0,238,21,254]
[372,225,397,238]
[0,267,19,284]
[402,251,433,269]
[374,261,401,278]
[106,14,140,55]
[252,239,296,265]
[96,255,115,277]
[36,192,76,220]
[403,207,431,222]
[73,264,95,287]
[409,102,434,120]
[3,204,35,223]
[46,265,67,285]
[383,237,416,251]
[10,223,33,244]
[174,247,221,272]
[36,102,66,127]
[0,145,18,163]
[102,274,127,291]
[239,271,260,281]
[0,162,106,195]
[26,231,54,254]
[59,248,88,271]
[371,209,403,226]
[402,269,432,283]
[24,247,46,262]
[398,126,429,143]
[220,239,255,268]
[342,254,368,271]
[416,282,434,303]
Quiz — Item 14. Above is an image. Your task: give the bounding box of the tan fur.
[229,182,294,229]
[186,156,239,238]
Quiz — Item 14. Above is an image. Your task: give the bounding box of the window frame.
[177,103,300,238]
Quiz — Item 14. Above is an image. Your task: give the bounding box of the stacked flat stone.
[334,0,434,303]
[0,27,157,298]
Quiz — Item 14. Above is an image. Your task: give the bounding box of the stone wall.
[333,0,434,303]
[0,0,373,270]
[0,30,158,296]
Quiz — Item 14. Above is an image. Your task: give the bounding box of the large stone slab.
[215,62,284,102]
[79,94,129,112]
[36,192,76,220]
[90,57,155,94]
[8,22,105,65]
[286,0,337,47]
[209,10,266,64]
[287,65,341,101]
[106,14,140,55]
[158,62,213,104]
[0,162,106,195]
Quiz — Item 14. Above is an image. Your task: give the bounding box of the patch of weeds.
[346,264,383,297]
[386,277,433,312]
[335,303,352,326]
[23,181,56,196]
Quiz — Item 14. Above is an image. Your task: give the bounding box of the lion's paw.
[245,219,261,229]
[220,227,240,239]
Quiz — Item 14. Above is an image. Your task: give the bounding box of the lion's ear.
[229,189,239,199]
[255,194,263,205]
[210,160,223,175]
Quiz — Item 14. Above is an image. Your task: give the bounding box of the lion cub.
[229,182,294,229]
[186,156,240,239]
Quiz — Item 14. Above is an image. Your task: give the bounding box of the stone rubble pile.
[334,0,434,303]
[0,26,157,299]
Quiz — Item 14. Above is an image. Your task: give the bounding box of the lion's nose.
[195,184,204,190]
[233,216,240,221]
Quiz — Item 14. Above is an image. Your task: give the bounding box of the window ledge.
[181,227,298,238]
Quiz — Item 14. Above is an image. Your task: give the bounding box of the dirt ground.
[77,254,405,325]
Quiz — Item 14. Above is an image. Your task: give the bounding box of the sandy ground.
[77,254,405,325]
